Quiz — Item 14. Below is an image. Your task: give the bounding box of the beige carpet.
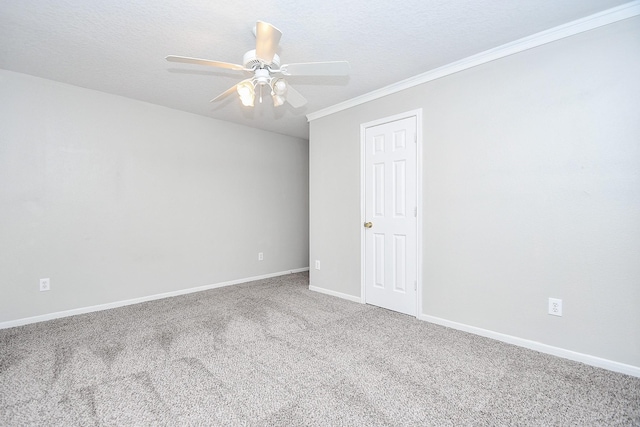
[1,272,639,426]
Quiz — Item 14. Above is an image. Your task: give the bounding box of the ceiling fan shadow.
[208,95,237,111]
[284,75,350,86]
[271,103,307,118]
[240,104,258,120]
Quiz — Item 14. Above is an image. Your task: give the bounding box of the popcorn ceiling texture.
[1,272,639,425]
[0,0,630,138]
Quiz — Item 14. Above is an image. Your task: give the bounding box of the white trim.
[360,118,367,310]
[360,109,423,318]
[420,314,640,378]
[309,285,363,303]
[307,1,640,122]
[0,268,310,330]
[415,112,423,318]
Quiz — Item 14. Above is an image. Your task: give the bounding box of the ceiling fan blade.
[279,61,350,76]
[255,21,282,64]
[285,85,307,108]
[166,55,245,71]
[210,81,246,102]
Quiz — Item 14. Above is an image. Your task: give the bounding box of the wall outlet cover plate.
[548,298,562,316]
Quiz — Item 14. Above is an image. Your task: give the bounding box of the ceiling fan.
[166,21,350,108]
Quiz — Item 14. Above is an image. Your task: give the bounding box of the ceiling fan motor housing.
[243,49,280,70]
[253,68,271,86]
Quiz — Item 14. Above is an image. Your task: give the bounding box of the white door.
[364,116,417,316]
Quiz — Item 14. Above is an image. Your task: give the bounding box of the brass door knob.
[364,222,373,229]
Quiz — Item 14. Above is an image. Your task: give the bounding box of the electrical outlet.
[315,260,321,270]
[548,298,562,316]
[258,252,263,261]
[40,278,50,292]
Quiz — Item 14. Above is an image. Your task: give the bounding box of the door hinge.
[414,206,417,217]
[414,281,417,291]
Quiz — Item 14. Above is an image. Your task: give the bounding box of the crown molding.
[307,1,640,122]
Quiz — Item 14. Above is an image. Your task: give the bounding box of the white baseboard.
[308,285,363,304]
[0,267,310,330]
[420,314,640,378]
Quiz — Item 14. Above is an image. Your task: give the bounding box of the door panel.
[393,160,406,217]
[393,234,407,292]
[374,233,385,288]
[364,116,417,315]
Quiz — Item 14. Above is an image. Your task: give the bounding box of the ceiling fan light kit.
[236,80,255,107]
[166,21,349,109]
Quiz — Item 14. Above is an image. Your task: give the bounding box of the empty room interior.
[1,1,639,425]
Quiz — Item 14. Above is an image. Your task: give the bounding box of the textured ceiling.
[0,0,631,139]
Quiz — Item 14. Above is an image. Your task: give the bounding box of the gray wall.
[309,17,640,366]
[0,70,309,323]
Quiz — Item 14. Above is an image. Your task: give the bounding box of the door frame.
[360,109,423,318]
